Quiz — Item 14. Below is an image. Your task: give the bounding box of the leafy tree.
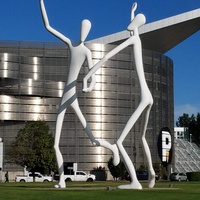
[196,113,200,143]
[8,120,56,175]
[176,113,200,146]
[153,162,167,180]
[176,113,191,127]
[107,157,126,180]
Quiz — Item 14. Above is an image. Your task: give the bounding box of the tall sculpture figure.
[40,0,119,188]
[84,2,155,189]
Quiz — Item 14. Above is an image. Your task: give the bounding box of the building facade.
[0,40,174,172]
[174,127,189,140]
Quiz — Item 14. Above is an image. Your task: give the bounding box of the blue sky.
[0,0,200,124]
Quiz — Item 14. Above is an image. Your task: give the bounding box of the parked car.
[136,171,148,180]
[126,171,159,181]
[15,172,53,182]
[170,172,188,181]
[62,171,96,182]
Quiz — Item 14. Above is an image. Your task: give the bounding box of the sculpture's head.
[127,13,146,32]
[80,19,91,42]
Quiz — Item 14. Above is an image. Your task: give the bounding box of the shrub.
[186,171,200,181]
[107,157,126,181]
[90,166,107,181]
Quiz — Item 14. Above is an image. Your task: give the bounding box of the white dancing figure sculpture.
[84,2,155,189]
[40,0,119,188]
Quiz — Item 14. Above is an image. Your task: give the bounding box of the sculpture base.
[54,180,66,188]
[148,177,156,188]
[118,182,142,190]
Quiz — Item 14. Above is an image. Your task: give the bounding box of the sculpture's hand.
[82,74,95,93]
[88,74,96,91]
[82,75,90,92]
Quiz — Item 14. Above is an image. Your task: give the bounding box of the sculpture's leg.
[96,140,120,166]
[116,103,146,189]
[54,108,67,188]
[53,86,77,188]
[117,142,142,190]
[72,100,120,166]
[140,105,155,188]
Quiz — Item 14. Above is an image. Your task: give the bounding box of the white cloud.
[174,104,200,123]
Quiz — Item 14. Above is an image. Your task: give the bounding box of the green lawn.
[0,181,200,200]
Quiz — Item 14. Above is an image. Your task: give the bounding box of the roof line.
[88,8,200,53]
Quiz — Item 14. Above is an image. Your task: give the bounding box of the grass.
[0,181,200,200]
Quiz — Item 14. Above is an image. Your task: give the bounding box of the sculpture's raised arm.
[131,2,137,21]
[40,0,71,46]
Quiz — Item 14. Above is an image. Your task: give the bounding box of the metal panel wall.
[0,41,173,172]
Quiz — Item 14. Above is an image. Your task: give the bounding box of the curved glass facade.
[0,41,173,172]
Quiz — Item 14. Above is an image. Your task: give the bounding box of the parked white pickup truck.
[15,172,53,182]
[64,171,95,182]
